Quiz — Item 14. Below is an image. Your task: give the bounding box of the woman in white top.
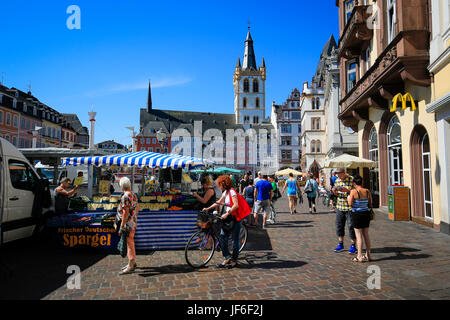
[203,175,240,269]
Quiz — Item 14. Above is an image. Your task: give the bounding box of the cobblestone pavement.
[2,194,450,300]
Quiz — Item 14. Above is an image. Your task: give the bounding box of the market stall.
[48,151,214,251]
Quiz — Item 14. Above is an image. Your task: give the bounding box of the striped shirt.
[352,189,370,212]
[335,175,353,211]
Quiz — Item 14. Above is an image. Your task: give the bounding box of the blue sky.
[0,0,339,146]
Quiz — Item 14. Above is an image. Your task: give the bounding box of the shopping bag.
[117,231,129,258]
[228,189,251,222]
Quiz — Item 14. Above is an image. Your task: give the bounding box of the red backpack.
[227,188,252,222]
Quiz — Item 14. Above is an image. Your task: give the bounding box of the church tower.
[234,28,266,125]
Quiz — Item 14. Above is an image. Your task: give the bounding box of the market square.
[1,0,450,303]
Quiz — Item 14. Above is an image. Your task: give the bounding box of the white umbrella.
[325,153,376,169]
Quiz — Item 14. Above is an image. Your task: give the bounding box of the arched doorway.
[410,125,433,221]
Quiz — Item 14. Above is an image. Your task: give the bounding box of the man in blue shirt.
[253,175,273,229]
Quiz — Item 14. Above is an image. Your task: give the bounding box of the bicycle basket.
[197,212,212,229]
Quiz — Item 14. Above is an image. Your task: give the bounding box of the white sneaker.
[266,219,274,224]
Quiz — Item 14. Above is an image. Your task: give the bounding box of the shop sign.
[391,93,417,112]
[57,226,119,249]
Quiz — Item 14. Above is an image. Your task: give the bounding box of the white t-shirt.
[222,189,237,212]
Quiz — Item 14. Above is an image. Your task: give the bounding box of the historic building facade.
[336,0,440,228]
[139,29,276,174]
[271,89,302,169]
[0,85,78,149]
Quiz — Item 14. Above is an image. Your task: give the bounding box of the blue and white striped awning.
[61,151,214,170]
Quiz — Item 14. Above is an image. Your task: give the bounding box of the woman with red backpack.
[202,175,250,269]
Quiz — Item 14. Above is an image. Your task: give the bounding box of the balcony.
[338,5,373,59]
[338,30,431,130]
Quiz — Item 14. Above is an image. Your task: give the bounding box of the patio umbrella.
[275,168,303,176]
[324,153,376,169]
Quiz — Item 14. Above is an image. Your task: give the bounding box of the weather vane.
[248,19,250,30]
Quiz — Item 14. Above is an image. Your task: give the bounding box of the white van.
[0,138,53,245]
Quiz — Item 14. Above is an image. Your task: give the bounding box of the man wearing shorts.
[253,175,273,229]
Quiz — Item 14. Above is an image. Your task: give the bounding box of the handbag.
[370,208,375,221]
[221,214,236,234]
[304,180,313,193]
[228,188,252,222]
[117,230,129,258]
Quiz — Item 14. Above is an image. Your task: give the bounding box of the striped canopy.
[61,151,215,170]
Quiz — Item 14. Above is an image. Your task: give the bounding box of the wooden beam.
[368,96,388,110]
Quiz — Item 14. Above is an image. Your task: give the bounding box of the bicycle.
[185,211,248,268]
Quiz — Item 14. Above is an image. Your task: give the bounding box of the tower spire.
[242,28,257,71]
[147,79,152,112]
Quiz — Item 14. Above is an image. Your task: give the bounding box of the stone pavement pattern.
[2,194,450,300]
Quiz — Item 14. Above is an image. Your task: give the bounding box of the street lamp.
[126,126,136,152]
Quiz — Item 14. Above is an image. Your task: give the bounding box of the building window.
[281,125,291,133]
[21,118,26,129]
[253,116,259,124]
[243,97,247,108]
[243,78,250,92]
[316,98,320,108]
[13,99,17,109]
[311,140,316,153]
[365,42,372,71]
[149,147,153,152]
[387,0,397,43]
[12,136,17,146]
[291,112,301,120]
[6,113,11,126]
[281,150,292,161]
[244,116,250,124]
[152,138,156,144]
[256,97,260,108]
[422,133,433,219]
[312,117,321,130]
[0,110,3,124]
[23,103,27,113]
[253,79,259,93]
[13,115,18,128]
[33,106,37,116]
[316,140,321,153]
[284,111,289,119]
[345,0,355,24]
[146,138,151,144]
[312,98,316,109]
[347,60,358,92]
[281,137,291,146]
[387,115,403,185]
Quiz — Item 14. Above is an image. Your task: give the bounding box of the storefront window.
[368,126,379,206]
[387,115,403,185]
[422,133,433,219]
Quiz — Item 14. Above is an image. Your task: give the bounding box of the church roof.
[313,35,337,85]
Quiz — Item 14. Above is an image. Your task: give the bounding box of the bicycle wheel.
[226,223,248,253]
[185,229,216,268]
